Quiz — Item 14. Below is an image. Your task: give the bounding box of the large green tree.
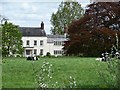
[0,15,7,58]
[2,21,23,57]
[50,0,84,35]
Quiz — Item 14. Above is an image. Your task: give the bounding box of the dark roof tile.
[19,27,46,37]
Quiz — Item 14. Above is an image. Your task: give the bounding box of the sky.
[0,0,90,34]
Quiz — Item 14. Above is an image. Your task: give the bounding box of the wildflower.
[43,69,45,71]
[50,64,52,67]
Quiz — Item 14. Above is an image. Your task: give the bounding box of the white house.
[20,22,67,57]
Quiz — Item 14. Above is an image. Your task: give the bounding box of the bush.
[46,52,51,57]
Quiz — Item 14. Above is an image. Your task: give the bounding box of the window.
[34,49,37,55]
[26,50,30,55]
[26,40,29,45]
[54,50,62,55]
[40,40,43,45]
[40,49,43,55]
[54,41,56,45]
[54,50,57,54]
[54,41,62,46]
[34,40,37,45]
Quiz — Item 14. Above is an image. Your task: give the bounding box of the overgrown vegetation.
[35,60,53,88]
[2,57,118,88]
[97,33,120,88]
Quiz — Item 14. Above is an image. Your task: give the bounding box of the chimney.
[41,21,44,29]
[64,24,68,38]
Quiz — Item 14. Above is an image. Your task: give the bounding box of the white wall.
[22,36,47,57]
[22,36,66,57]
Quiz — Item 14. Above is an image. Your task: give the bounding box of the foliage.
[46,52,51,57]
[99,58,119,88]
[97,53,120,88]
[97,33,120,88]
[0,27,1,50]
[35,60,53,88]
[65,76,77,88]
[64,2,120,56]
[2,57,116,88]
[34,59,78,89]
[0,15,8,24]
[0,15,7,59]
[50,0,84,35]
[2,21,23,57]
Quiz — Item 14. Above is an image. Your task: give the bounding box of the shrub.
[46,52,51,57]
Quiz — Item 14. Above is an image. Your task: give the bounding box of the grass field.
[2,57,117,88]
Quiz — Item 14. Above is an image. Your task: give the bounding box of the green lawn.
[2,57,116,88]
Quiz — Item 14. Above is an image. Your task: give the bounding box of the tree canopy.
[50,0,84,35]
[64,2,120,56]
[2,21,23,57]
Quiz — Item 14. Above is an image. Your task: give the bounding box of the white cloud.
[32,6,38,12]
[2,0,90,34]
[51,8,58,13]
[26,14,44,20]
[1,0,90,3]
[81,3,90,8]
[22,2,30,9]
[0,4,3,13]
[9,13,44,21]
[1,0,63,3]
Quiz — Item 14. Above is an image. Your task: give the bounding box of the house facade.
[20,22,67,57]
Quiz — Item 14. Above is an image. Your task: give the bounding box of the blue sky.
[0,0,90,34]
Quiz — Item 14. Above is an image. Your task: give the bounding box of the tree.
[50,0,84,35]
[0,15,8,58]
[2,21,23,57]
[0,15,8,24]
[85,2,120,31]
[64,2,120,56]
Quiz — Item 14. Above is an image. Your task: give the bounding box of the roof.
[47,35,66,38]
[47,34,67,43]
[19,27,46,37]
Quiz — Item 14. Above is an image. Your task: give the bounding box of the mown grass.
[2,57,116,88]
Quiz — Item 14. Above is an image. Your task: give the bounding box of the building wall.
[22,37,47,57]
[45,43,64,56]
[22,36,65,57]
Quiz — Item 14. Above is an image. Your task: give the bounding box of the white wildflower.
[43,69,45,71]
[50,64,52,67]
